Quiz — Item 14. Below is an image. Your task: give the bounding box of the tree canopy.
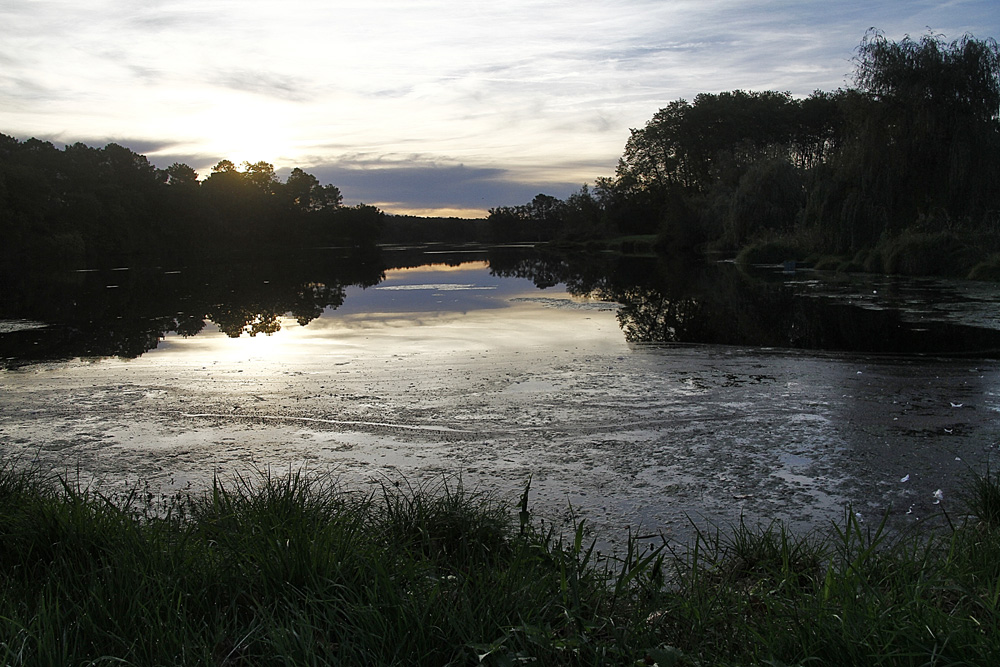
[0,141,378,265]
[488,30,1000,271]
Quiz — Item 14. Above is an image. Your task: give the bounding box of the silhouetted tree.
[0,137,364,263]
[285,167,343,212]
[164,163,199,188]
[839,30,1000,243]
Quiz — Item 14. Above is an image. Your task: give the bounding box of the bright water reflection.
[151,260,623,366]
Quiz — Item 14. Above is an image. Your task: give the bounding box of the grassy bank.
[1,461,999,665]
[734,230,1000,281]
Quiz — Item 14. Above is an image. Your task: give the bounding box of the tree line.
[489,30,1000,276]
[3,30,997,274]
[0,139,384,266]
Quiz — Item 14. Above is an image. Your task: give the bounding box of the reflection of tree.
[204,281,349,338]
[7,245,1000,368]
[614,289,704,343]
[174,316,206,338]
[210,305,283,338]
[488,246,1000,355]
[290,282,347,327]
[488,246,616,293]
[489,256,566,289]
[0,250,387,367]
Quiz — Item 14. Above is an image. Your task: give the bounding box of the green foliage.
[487,193,571,242]
[854,30,1000,125]
[853,247,885,273]
[380,214,489,243]
[618,90,838,198]
[812,31,1000,250]
[318,203,385,246]
[0,461,1000,666]
[165,161,199,187]
[285,166,343,212]
[734,239,805,266]
[877,230,984,277]
[960,464,1000,528]
[652,505,1000,665]
[375,477,513,564]
[726,159,805,246]
[811,254,845,271]
[4,29,999,272]
[0,462,662,665]
[3,458,1000,665]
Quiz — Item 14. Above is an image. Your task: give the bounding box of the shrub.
[811,255,843,271]
[878,231,982,276]
[968,253,1000,281]
[735,238,804,266]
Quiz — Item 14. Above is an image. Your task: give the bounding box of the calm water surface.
[2,246,1000,546]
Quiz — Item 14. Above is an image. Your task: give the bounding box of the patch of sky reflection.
[333,262,554,316]
[152,261,623,363]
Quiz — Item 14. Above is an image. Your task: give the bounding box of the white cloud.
[1,0,997,214]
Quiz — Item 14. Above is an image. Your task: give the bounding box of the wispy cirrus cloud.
[208,70,318,102]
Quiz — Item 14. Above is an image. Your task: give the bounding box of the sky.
[2,1,998,218]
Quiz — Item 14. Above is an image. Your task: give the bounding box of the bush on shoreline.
[736,229,1000,281]
[1,459,999,665]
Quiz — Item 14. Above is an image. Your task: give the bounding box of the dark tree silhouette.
[0,139,377,264]
[489,30,999,269]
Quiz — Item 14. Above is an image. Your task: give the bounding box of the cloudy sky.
[2,1,997,217]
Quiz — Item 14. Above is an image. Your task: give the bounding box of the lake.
[2,245,1000,548]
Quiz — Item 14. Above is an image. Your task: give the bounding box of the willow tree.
[833,30,1000,247]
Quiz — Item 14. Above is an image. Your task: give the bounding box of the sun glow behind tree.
[2,1,997,215]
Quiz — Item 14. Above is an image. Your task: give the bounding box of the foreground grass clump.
[2,460,1000,665]
[0,465,659,665]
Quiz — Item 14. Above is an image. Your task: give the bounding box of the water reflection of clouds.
[335,262,541,315]
[375,284,497,291]
[147,264,625,365]
[284,297,622,354]
[151,301,622,365]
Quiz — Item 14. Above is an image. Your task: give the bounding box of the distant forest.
[2,30,998,276]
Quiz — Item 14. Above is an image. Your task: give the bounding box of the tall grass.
[2,456,1000,665]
